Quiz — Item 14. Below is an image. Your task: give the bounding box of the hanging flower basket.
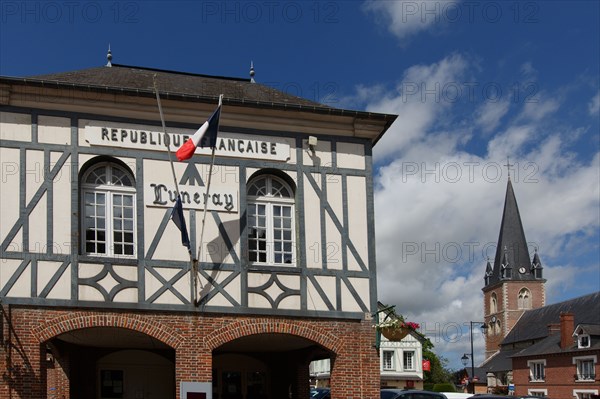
[374,306,420,341]
[380,326,410,341]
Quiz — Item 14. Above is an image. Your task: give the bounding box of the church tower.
[482,176,547,359]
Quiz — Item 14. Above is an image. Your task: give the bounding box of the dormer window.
[578,334,591,349]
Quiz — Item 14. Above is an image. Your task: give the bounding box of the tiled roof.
[502,292,600,345]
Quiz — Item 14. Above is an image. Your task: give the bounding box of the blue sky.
[1,1,599,370]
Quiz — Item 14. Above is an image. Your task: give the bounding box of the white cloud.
[362,0,459,43]
[475,100,510,133]
[361,55,600,369]
[589,92,600,115]
[367,53,469,160]
[517,95,561,122]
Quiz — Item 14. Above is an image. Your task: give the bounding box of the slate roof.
[481,348,522,372]
[510,327,600,358]
[28,64,325,108]
[1,64,397,143]
[575,324,600,336]
[502,292,600,345]
[485,179,543,287]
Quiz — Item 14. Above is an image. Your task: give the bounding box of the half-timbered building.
[0,59,396,399]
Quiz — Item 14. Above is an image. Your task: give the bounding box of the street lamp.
[461,322,488,394]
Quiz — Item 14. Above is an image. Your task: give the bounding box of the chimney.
[560,312,575,349]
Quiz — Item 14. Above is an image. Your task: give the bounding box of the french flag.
[176,104,221,161]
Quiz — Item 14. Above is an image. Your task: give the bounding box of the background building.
[0,59,396,399]
[481,177,600,397]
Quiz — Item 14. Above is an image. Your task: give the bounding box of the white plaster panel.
[325,174,343,270]
[113,265,138,282]
[346,176,368,271]
[0,259,30,297]
[113,288,138,303]
[302,140,332,168]
[0,112,31,142]
[248,293,271,309]
[145,268,187,304]
[201,271,240,307]
[278,295,301,310]
[78,263,104,278]
[78,285,104,301]
[28,192,47,253]
[341,277,370,312]
[247,272,270,288]
[51,151,72,249]
[336,142,365,170]
[37,261,70,300]
[198,211,239,265]
[0,148,21,248]
[144,206,189,262]
[38,115,71,145]
[307,275,336,312]
[25,150,44,203]
[304,173,322,269]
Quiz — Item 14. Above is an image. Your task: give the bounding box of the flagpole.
[195,94,223,306]
[153,76,197,304]
[153,76,182,197]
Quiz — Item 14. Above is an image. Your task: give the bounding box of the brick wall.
[0,305,379,399]
[513,351,600,397]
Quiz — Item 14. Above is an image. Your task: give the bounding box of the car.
[381,389,448,399]
[310,387,331,399]
[466,395,508,399]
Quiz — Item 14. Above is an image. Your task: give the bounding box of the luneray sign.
[145,183,238,213]
[84,123,291,162]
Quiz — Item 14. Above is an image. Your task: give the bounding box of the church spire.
[485,178,539,287]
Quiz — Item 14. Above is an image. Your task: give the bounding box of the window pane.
[283,207,291,217]
[274,206,281,216]
[124,245,134,255]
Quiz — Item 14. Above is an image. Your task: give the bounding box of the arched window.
[518,288,532,309]
[81,161,136,256]
[490,293,498,314]
[247,174,295,265]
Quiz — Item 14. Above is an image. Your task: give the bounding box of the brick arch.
[205,318,342,353]
[33,311,184,349]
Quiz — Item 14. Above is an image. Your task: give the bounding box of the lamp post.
[461,322,488,394]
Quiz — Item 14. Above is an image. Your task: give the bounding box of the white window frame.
[573,390,598,399]
[527,359,546,382]
[573,355,597,382]
[403,350,415,371]
[527,389,547,397]
[382,350,395,371]
[578,334,591,349]
[81,162,136,258]
[247,175,295,266]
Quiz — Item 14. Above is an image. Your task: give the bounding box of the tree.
[421,338,454,385]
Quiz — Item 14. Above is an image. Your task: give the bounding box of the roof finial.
[504,156,514,181]
[250,61,255,83]
[106,44,112,67]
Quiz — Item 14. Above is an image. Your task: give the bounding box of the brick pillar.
[560,312,574,349]
[175,333,212,399]
[330,320,379,399]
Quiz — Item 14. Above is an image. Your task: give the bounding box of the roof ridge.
[110,63,251,82]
